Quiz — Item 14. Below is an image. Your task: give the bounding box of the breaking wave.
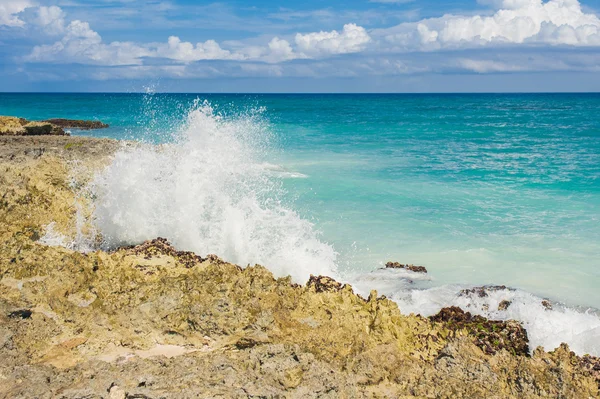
[351,268,600,356]
[89,101,337,283]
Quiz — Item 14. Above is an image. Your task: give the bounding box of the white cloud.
[381,0,600,49]
[155,36,240,62]
[457,58,529,72]
[295,23,371,56]
[26,5,66,35]
[0,0,33,27]
[21,5,369,65]
[26,20,150,66]
[265,37,300,62]
[9,0,600,80]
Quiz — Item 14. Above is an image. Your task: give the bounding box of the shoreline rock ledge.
[0,138,599,398]
[0,115,108,136]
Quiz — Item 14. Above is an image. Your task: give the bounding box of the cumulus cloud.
[381,0,600,49]
[0,0,33,27]
[21,5,66,35]
[8,0,600,80]
[295,23,371,56]
[25,20,151,66]
[266,37,298,62]
[154,36,241,62]
[21,5,370,66]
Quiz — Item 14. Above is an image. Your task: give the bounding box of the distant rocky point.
[42,118,109,130]
[0,116,108,136]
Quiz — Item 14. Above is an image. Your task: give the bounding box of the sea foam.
[89,101,337,283]
[351,268,600,356]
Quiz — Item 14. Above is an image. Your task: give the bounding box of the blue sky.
[1,0,599,92]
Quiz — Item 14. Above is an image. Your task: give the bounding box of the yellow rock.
[0,139,598,398]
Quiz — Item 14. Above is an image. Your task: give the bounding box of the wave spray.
[90,101,337,283]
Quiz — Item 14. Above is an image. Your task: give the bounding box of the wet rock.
[460,285,514,298]
[498,300,512,311]
[385,261,427,273]
[43,118,108,130]
[307,275,344,292]
[430,306,529,356]
[542,300,553,310]
[123,237,205,268]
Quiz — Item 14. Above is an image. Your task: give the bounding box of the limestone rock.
[0,143,598,398]
[42,118,109,130]
[430,306,529,356]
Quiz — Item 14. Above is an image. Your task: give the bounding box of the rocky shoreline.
[0,116,108,136]
[0,135,599,398]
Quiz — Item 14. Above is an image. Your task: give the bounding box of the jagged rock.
[0,116,28,134]
[0,116,67,136]
[123,237,206,268]
[385,261,427,273]
[498,300,512,311]
[542,300,553,310]
[430,306,529,356]
[580,353,600,388]
[1,115,106,136]
[0,141,599,398]
[43,118,109,130]
[307,275,344,292]
[23,121,66,136]
[460,285,514,298]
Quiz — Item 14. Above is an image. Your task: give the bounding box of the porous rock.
[385,261,427,273]
[0,146,598,398]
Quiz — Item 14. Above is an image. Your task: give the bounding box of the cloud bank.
[380,0,600,49]
[1,0,599,82]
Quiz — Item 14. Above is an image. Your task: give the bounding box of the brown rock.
[385,261,427,273]
[498,300,512,311]
[0,117,67,136]
[307,275,344,292]
[23,122,66,136]
[122,237,206,268]
[43,118,108,130]
[430,306,529,356]
[460,285,514,298]
[542,300,553,310]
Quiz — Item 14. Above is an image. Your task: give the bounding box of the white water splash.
[89,101,337,283]
[352,268,600,356]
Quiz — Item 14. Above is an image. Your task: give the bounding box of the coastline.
[0,134,599,397]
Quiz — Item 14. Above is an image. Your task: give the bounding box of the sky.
[0,0,599,92]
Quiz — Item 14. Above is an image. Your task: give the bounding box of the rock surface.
[385,261,428,273]
[0,115,108,136]
[0,137,598,398]
[42,118,109,130]
[0,116,66,136]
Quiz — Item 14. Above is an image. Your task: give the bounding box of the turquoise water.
[1,93,599,310]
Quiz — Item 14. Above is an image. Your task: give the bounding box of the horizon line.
[2,91,600,95]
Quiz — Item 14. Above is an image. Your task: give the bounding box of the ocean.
[1,92,599,355]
